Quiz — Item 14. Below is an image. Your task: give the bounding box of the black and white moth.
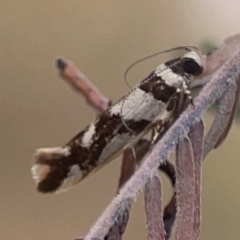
[31,50,204,193]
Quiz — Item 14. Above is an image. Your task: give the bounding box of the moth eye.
[182,58,203,76]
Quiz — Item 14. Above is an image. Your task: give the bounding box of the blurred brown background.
[1,1,240,240]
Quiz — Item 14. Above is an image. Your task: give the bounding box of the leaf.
[175,138,195,240]
[204,74,240,158]
[145,174,165,240]
[188,120,204,240]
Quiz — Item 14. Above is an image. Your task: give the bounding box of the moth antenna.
[124,45,199,89]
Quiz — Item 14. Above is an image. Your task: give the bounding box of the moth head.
[181,51,205,77]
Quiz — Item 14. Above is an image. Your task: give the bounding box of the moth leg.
[150,121,171,145]
[131,146,137,160]
[150,124,163,145]
[184,85,194,106]
[188,94,195,106]
[174,90,193,115]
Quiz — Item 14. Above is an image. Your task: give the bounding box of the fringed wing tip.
[31,147,83,194]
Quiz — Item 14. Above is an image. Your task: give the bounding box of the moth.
[31,48,204,194]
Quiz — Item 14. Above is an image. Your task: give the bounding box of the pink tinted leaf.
[105,210,129,240]
[145,174,165,240]
[188,120,204,240]
[214,76,240,148]
[204,75,240,158]
[176,138,195,240]
[104,209,129,240]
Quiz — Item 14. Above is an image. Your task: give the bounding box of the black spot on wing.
[72,112,150,167]
[151,84,176,102]
[139,74,176,103]
[119,119,150,134]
